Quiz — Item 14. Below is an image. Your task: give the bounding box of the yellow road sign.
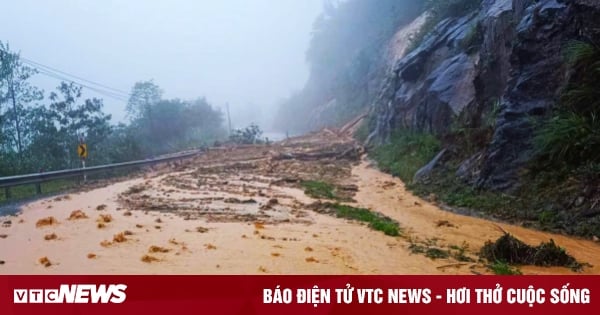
[78,144,88,158]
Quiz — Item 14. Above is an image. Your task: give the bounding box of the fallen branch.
[436,263,468,269]
[272,146,360,161]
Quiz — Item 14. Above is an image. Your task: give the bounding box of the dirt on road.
[1,129,599,274]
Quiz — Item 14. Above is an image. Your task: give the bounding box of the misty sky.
[0,0,323,128]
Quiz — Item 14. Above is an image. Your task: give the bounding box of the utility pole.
[226,102,232,135]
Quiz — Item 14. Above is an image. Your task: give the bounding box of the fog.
[0,0,323,129]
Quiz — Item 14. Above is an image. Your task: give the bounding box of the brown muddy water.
[0,130,598,274]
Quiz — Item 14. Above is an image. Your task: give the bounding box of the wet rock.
[456,151,485,185]
[369,12,479,144]
[575,197,586,208]
[581,207,600,218]
[478,0,599,191]
[369,0,600,193]
[426,53,477,116]
[413,149,448,184]
[484,0,512,18]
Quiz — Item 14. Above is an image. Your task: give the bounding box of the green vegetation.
[522,39,600,236]
[276,0,484,133]
[490,261,522,275]
[411,172,515,217]
[450,242,475,262]
[229,123,263,145]
[409,239,475,261]
[480,233,583,271]
[370,128,514,218]
[534,111,600,166]
[0,179,76,204]
[301,180,338,200]
[275,0,425,133]
[354,120,370,143]
[366,40,600,239]
[0,42,225,178]
[328,203,400,237]
[425,248,450,260]
[372,130,440,183]
[534,40,600,168]
[408,243,426,254]
[0,167,144,205]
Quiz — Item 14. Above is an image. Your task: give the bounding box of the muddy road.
[1,130,599,274]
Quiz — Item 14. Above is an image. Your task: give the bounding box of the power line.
[21,57,130,96]
[34,68,130,102]
[23,61,131,102]
[1,48,132,102]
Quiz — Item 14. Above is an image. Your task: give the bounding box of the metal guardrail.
[0,150,201,197]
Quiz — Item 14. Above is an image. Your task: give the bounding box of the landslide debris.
[117,130,363,225]
[480,233,586,271]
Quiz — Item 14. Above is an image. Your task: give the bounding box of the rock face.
[369,0,600,192]
[302,14,429,133]
[413,149,448,184]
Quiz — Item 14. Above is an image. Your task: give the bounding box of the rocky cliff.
[368,0,600,193]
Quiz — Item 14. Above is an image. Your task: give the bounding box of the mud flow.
[1,130,599,274]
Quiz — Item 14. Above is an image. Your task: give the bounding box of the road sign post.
[82,159,86,182]
[78,142,88,182]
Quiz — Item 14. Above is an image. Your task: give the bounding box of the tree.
[229,123,263,144]
[184,98,225,143]
[47,82,112,168]
[0,42,43,159]
[277,0,425,133]
[0,63,225,177]
[95,123,143,164]
[128,97,225,155]
[126,80,162,119]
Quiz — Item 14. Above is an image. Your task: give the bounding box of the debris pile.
[480,233,584,270]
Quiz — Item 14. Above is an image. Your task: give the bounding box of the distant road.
[262,131,287,142]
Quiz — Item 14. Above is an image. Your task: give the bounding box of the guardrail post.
[4,187,10,200]
[35,183,42,195]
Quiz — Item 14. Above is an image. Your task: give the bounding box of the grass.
[450,242,475,262]
[301,180,338,200]
[534,110,600,166]
[407,159,600,237]
[425,248,450,259]
[409,240,475,261]
[0,179,77,204]
[371,129,522,226]
[368,125,600,238]
[0,167,143,207]
[372,130,440,183]
[490,261,522,275]
[407,163,521,216]
[409,243,426,254]
[354,120,370,143]
[532,39,600,168]
[328,203,400,236]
